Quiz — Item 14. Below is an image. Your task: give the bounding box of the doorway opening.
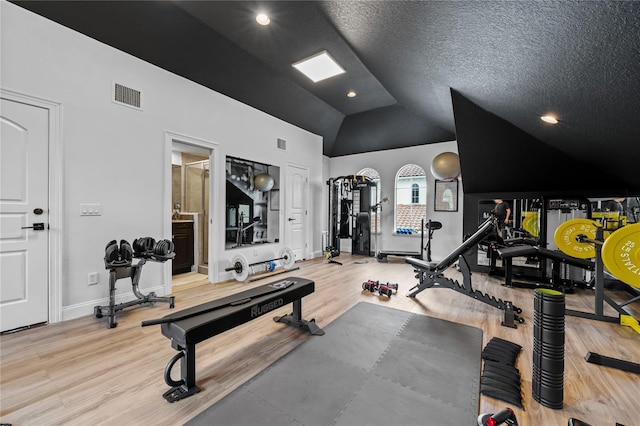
[183,159,209,273]
[170,140,213,286]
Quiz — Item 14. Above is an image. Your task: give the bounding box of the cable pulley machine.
[325,175,377,262]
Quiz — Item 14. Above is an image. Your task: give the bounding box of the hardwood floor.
[1,255,639,426]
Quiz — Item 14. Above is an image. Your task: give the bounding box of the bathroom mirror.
[225,156,280,249]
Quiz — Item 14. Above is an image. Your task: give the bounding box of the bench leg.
[503,258,513,287]
[274,299,325,336]
[163,344,201,403]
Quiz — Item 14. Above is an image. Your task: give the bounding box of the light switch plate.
[80,203,102,216]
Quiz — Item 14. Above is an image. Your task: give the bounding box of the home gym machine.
[326,175,377,263]
[406,214,524,328]
[95,237,176,328]
[376,219,442,262]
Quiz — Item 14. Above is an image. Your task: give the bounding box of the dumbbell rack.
[95,252,176,329]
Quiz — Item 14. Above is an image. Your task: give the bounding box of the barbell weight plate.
[601,223,640,289]
[530,218,540,238]
[279,247,295,270]
[230,254,250,281]
[522,216,538,237]
[553,218,600,259]
[527,212,540,237]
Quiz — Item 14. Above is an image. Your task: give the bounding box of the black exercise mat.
[186,302,483,426]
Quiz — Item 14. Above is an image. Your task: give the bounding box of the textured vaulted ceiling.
[10,1,640,195]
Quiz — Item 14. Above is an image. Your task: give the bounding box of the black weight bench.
[142,277,324,402]
[405,215,524,328]
[498,245,594,290]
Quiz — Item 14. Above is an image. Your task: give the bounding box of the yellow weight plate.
[554,218,600,259]
[530,215,539,237]
[521,217,537,237]
[601,223,640,288]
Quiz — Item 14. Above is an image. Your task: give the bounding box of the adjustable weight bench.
[406,215,524,328]
[142,277,324,402]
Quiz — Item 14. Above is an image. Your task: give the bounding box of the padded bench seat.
[497,245,538,259]
[152,277,323,402]
[405,256,438,271]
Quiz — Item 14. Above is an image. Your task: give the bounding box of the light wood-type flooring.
[1,255,639,426]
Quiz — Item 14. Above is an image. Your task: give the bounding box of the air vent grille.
[277,138,287,150]
[113,82,142,110]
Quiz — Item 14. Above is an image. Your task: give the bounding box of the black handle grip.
[141,318,166,327]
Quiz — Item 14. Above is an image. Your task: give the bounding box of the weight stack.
[532,288,565,409]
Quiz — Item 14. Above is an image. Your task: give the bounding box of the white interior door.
[1,99,49,332]
[285,164,309,261]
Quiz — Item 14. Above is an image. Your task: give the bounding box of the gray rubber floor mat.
[186,301,482,426]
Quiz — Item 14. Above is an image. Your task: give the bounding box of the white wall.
[1,3,323,320]
[329,143,464,261]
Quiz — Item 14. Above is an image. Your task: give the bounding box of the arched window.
[358,168,381,234]
[395,164,427,233]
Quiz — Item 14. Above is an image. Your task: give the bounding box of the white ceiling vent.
[277,138,287,150]
[112,82,142,110]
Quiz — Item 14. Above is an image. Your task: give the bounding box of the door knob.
[288,218,295,221]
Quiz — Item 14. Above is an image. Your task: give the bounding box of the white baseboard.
[61,285,166,321]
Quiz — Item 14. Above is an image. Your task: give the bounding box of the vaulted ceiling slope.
[10,1,640,194]
[452,90,629,196]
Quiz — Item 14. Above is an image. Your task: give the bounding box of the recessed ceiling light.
[256,13,270,26]
[292,50,345,83]
[541,115,558,124]
[346,91,357,98]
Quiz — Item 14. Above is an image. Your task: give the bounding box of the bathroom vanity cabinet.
[172,221,194,275]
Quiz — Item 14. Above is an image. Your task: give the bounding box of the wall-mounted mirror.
[473,196,639,285]
[225,156,280,249]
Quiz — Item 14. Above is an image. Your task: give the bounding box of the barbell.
[225,247,296,281]
[553,218,639,288]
